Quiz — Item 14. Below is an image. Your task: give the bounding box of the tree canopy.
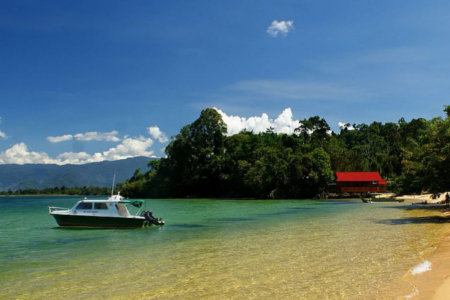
[118,106,450,199]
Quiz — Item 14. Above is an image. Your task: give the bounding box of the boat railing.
[48,206,70,214]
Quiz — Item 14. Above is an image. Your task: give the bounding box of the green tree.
[163,108,227,197]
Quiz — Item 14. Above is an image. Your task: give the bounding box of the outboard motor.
[143,211,165,226]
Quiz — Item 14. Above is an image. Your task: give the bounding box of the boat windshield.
[76,203,92,210]
[94,203,108,209]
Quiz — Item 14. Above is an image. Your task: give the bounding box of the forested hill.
[118,106,450,199]
[0,156,154,191]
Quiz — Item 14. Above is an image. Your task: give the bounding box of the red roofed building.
[335,172,387,193]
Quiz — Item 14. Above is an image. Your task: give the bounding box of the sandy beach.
[370,192,450,299]
[408,229,450,300]
[394,192,450,204]
[433,271,450,300]
[394,192,450,299]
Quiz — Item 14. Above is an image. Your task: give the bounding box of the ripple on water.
[1,197,450,300]
[170,224,207,228]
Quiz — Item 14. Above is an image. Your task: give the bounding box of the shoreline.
[395,192,450,204]
[404,208,450,300]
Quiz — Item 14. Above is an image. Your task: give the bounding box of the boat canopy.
[118,200,145,208]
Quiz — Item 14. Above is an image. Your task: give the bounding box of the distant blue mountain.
[0,156,154,191]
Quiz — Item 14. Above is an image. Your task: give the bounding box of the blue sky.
[1,0,449,164]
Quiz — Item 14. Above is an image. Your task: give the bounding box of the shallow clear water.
[1,197,449,299]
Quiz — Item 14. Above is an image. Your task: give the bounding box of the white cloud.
[3,125,166,164]
[0,143,59,165]
[214,108,301,136]
[74,131,120,142]
[147,126,168,143]
[102,136,154,161]
[338,122,355,130]
[266,20,294,37]
[55,151,103,165]
[55,137,155,164]
[47,131,120,143]
[47,134,73,143]
[0,117,7,139]
[0,136,155,165]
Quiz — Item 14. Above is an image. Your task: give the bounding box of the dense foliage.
[118,106,450,199]
[0,186,111,196]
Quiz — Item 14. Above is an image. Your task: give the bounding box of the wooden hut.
[334,172,387,193]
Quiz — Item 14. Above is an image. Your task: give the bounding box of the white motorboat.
[48,193,164,228]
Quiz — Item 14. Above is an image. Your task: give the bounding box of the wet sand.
[407,211,450,300]
[369,192,450,299]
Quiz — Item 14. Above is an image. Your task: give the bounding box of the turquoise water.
[1,196,450,299]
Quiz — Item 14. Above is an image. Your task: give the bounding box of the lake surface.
[1,196,450,299]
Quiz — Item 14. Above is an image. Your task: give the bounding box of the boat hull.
[51,214,146,228]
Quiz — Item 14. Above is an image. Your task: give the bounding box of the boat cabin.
[334,172,387,193]
[72,200,133,217]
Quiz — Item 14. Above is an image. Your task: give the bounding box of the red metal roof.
[335,172,386,183]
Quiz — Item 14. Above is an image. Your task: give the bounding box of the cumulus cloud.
[55,151,104,164]
[147,126,168,143]
[102,136,154,160]
[0,136,156,165]
[214,108,301,136]
[0,143,59,165]
[266,20,294,37]
[47,131,120,143]
[54,137,155,164]
[338,122,355,131]
[47,134,73,143]
[74,131,120,142]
